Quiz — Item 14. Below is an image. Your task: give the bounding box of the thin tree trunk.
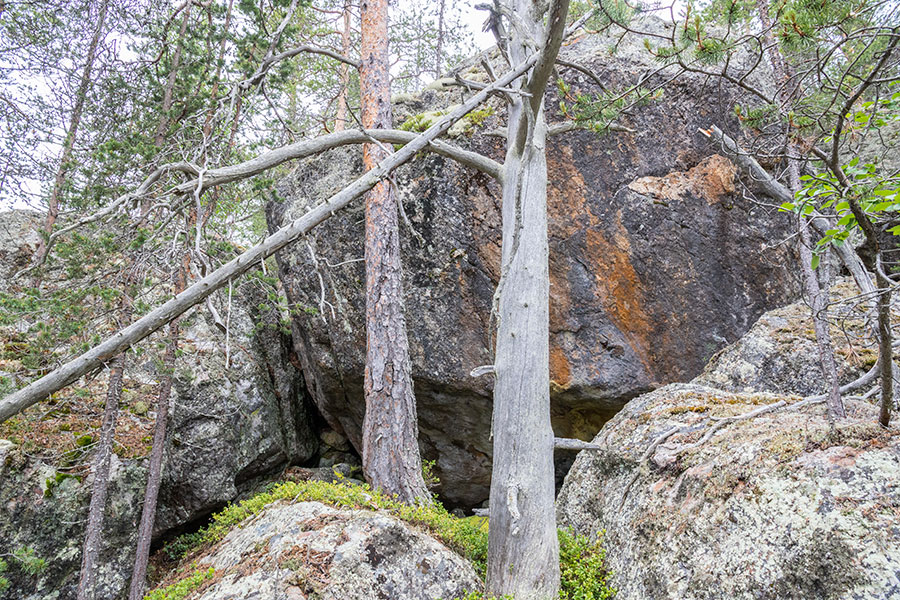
[754,0,845,420]
[334,2,352,132]
[77,299,132,600]
[33,0,109,265]
[359,0,429,504]
[487,1,569,597]
[201,0,235,142]
[154,1,193,148]
[127,262,186,600]
[435,0,445,78]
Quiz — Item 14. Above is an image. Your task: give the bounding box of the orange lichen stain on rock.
[585,214,655,373]
[549,346,572,389]
[628,154,737,205]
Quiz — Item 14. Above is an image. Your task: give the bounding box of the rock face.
[557,293,900,600]
[271,19,797,506]
[0,224,321,600]
[155,286,319,532]
[0,210,40,280]
[0,440,146,600]
[696,279,876,396]
[182,501,480,600]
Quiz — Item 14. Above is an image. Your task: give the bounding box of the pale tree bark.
[0,67,529,423]
[754,0,845,420]
[77,297,132,600]
[33,0,110,265]
[435,0,445,78]
[487,0,570,598]
[334,2,352,132]
[359,0,429,504]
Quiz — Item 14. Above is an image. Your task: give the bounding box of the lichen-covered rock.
[696,279,882,396]
[271,17,797,506]
[0,440,146,600]
[556,382,900,600]
[0,210,39,281]
[0,235,320,599]
[154,286,319,532]
[176,501,480,600]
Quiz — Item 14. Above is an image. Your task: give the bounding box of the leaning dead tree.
[0,59,530,422]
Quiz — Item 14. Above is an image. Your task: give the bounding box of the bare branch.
[0,48,543,423]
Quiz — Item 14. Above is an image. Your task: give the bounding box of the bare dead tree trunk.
[754,0,845,420]
[359,0,429,504]
[335,2,352,132]
[486,1,570,597]
[77,297,132,600]
[127,261,186,600]
[33,0,109,266]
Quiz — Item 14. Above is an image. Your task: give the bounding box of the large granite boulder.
[696,279,879,396]
[557,383,900,600]
[556,289,900,600]
[271,19,797,506]
[159,500,481,600]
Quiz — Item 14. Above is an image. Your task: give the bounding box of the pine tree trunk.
[358,0,429,504]
[334,3,352,132]
[127,263,186,600]
[76,298,131,600]
[154,1,193,148]
[33,0,109,265]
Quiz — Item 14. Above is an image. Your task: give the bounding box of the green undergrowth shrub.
[162,480,614,599]
[144,567,214,600]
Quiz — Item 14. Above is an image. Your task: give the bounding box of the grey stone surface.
[557,293,900,600]
[270,19,798,507]
[188,501,481,600]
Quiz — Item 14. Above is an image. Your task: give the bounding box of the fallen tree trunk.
[0,53,538,424]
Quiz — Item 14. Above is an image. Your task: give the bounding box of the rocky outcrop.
[0,210,39,281]
[556,290,900,600]
[271,19,797,506]
[0,217,322,599]
[154,285,319,532]
[696,279,878,396]
[174,501,481,600]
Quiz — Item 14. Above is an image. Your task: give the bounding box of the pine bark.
[127,262,186,600]
[154,1,193,148]
[33,0,109,265]
[359,0,429,504]
[76,300,131,600]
